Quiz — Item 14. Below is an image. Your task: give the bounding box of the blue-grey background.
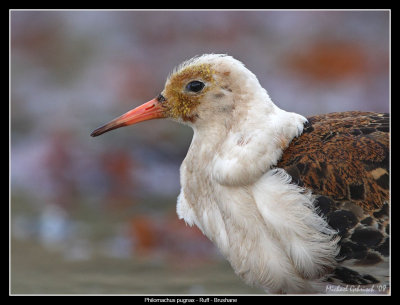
[11,10,389,294]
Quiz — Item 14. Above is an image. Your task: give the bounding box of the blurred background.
[10,10,389,294]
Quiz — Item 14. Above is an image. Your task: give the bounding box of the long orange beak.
[91,98,166,137]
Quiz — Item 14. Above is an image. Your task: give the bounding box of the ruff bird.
[91,54,390,294]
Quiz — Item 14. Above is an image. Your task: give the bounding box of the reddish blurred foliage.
[129,216,158,255]
[12,15,58,57]
[129,214,215,263]
[288,41,369,81]
[41,131,78,207]
[161,216,216,266]
[106,58,157,104]
[101,149,139,206]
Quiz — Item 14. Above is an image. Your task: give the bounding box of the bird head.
[91,54,263,137]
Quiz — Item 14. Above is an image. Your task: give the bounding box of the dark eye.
[186,80,205,93]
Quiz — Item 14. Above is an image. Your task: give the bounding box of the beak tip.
[90,127,104,137]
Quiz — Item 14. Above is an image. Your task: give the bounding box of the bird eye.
[186,80,205,93]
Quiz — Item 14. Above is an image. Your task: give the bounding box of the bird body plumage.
[278,111,389,289]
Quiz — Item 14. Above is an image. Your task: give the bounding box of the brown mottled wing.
[277,111,389,286]
[278,111,389,212]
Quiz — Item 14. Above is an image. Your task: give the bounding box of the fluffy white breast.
[178,165,339,293]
